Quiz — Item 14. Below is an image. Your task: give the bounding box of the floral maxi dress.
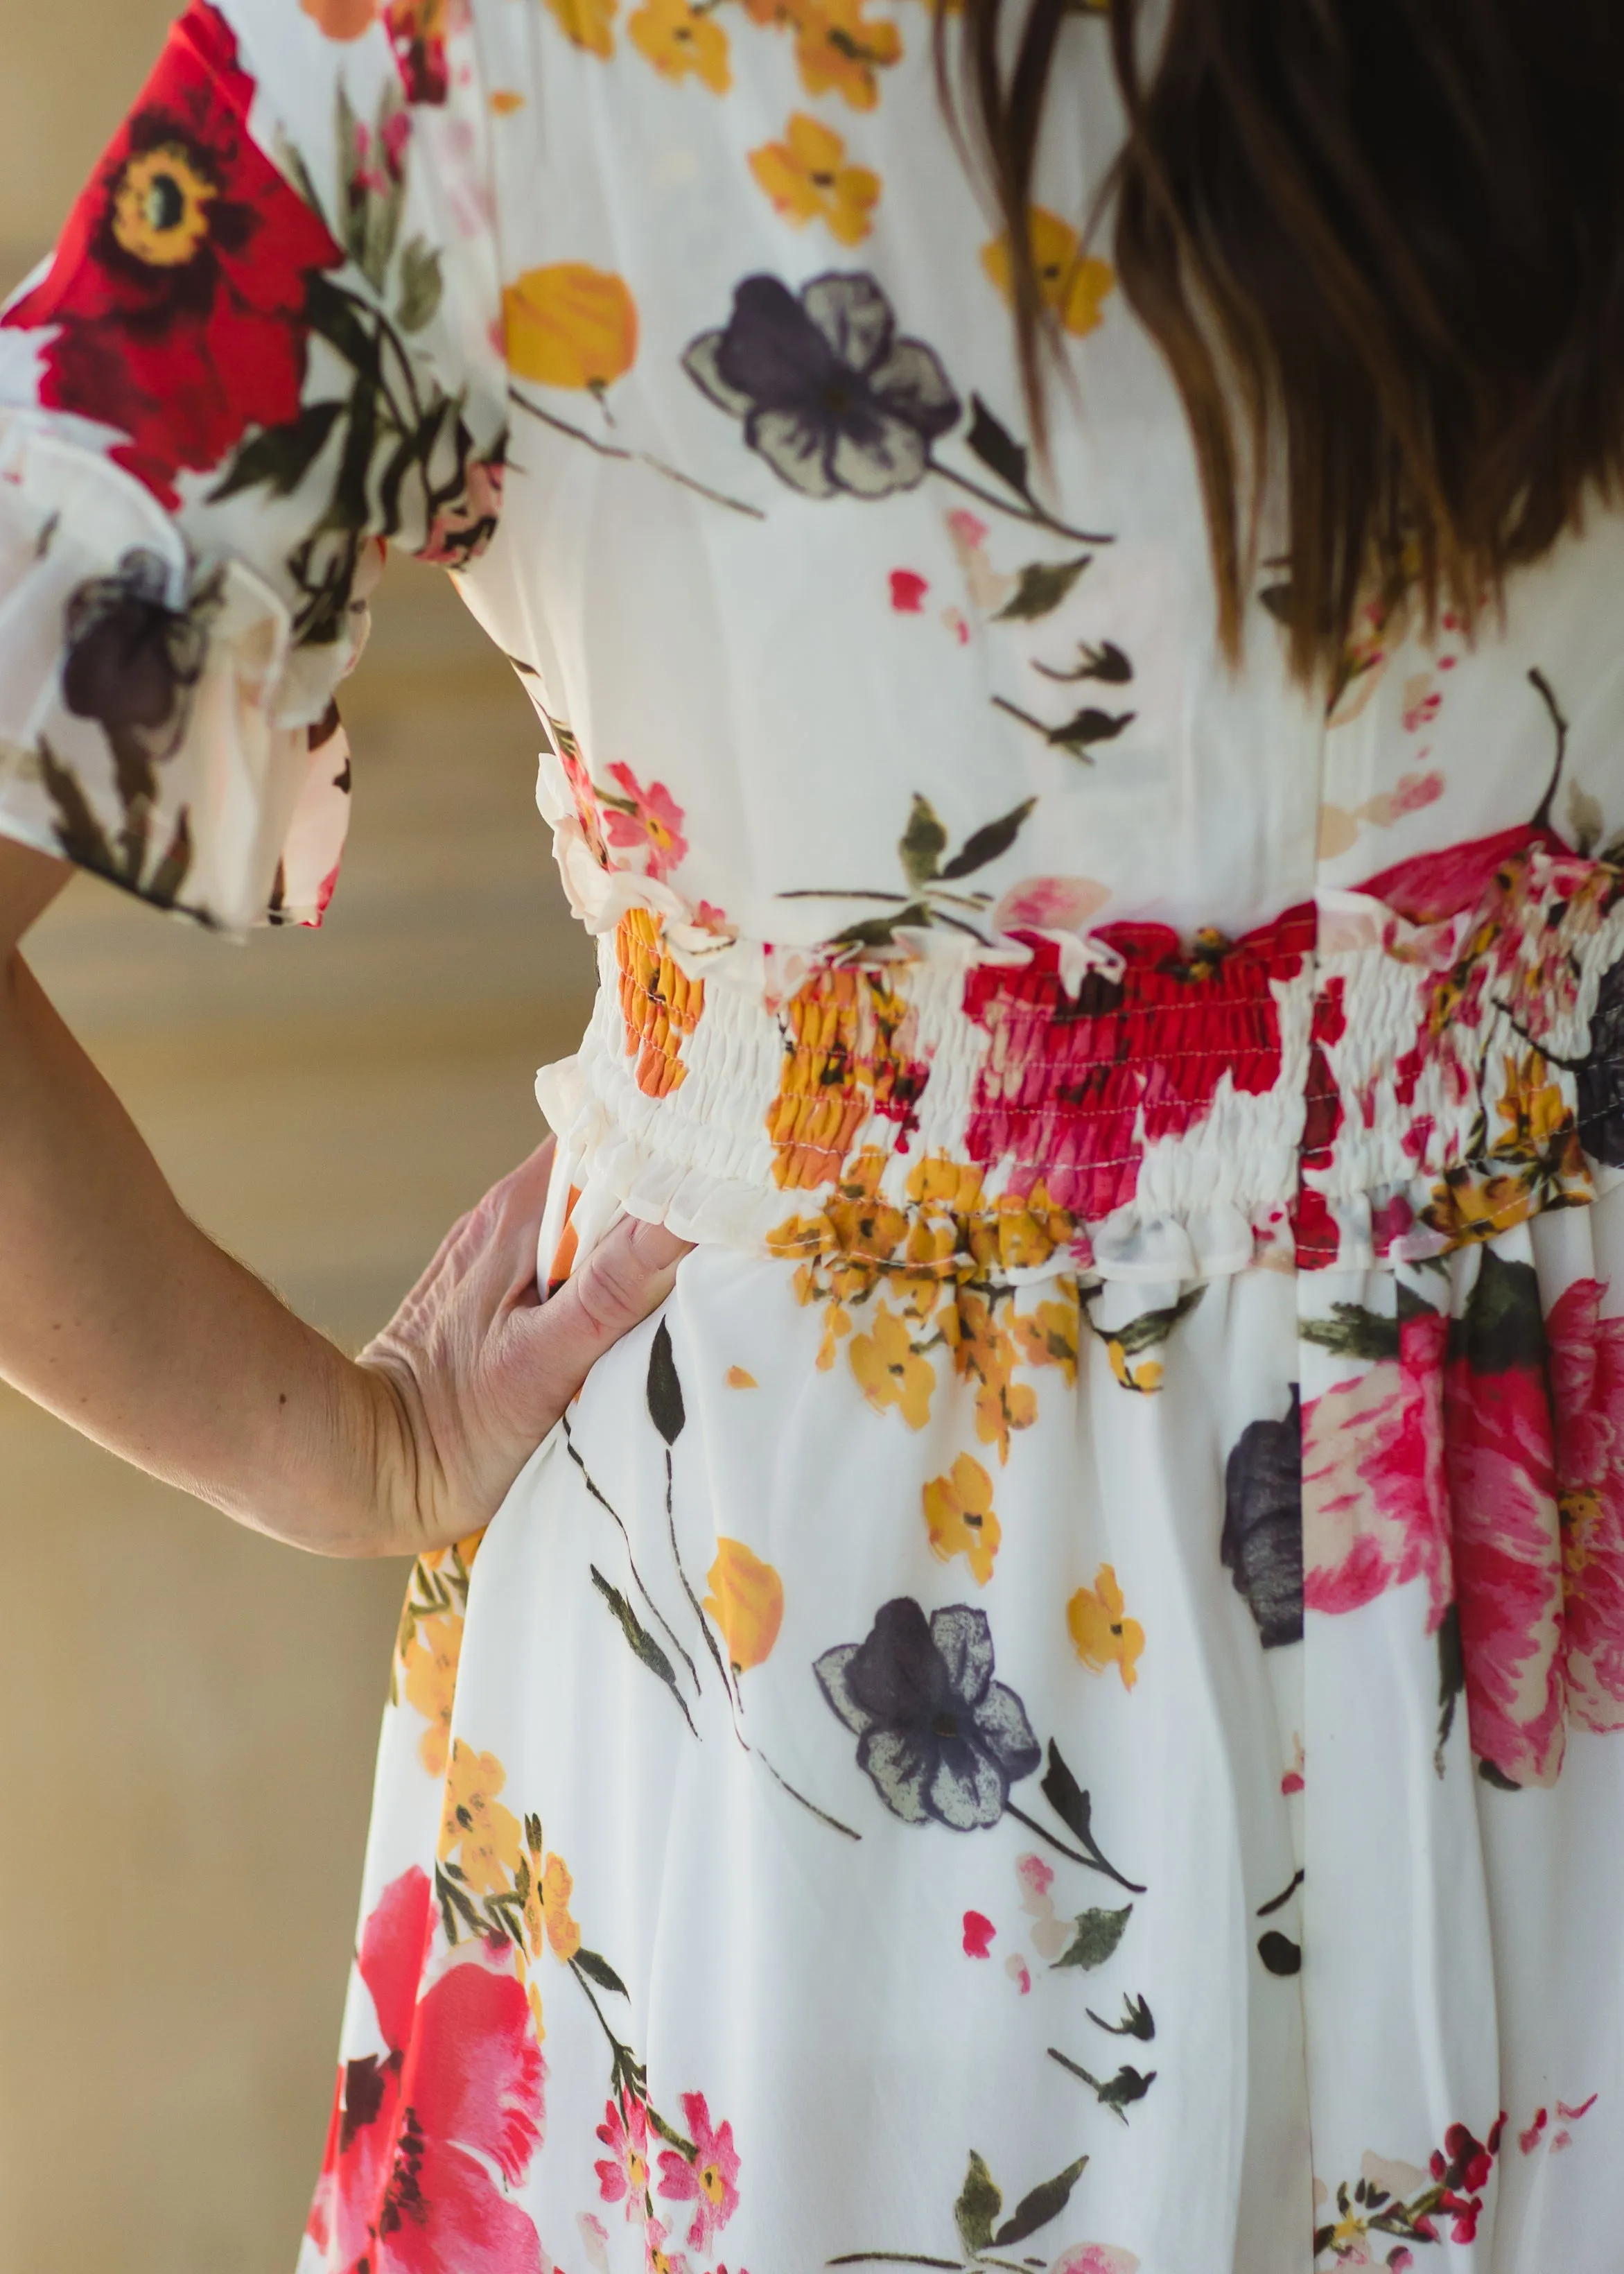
[6,2,1624,2267]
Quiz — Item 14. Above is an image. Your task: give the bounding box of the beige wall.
[0,12,597,2270]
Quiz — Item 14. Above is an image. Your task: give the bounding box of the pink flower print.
[604,762,688,880]
[1390,770,1444,817]
[993,876,1111,935]
[1519,2107,1548,2155]
[1015,1852,1054,1904]
[962,1909,995,1957]
[1004,1952,1031,1994]
[889,568,928,611]
[643,2216,692,2274]
[561,749,609,868]
[656,2091,740,2253]
[304,1867,548,2274]
[1402,683,1442,735]
[1302,1309,1453,1628]
[595,2092,652,2219]
[1546,1278,1624,1730]
[1443,1299,1565,1787]
[946,509,988,548]
[577,2212,612,2273]
[1049,2250,1140,2274]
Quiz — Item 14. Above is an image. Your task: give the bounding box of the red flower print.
[604,763,689,880]
[889,568,927,611]
[961,1909,995,1957]
[594,2091,652,2219]
[3,1,344,506]
[1357,822,1560,926]
[962,906,1314,1221]
[1546,1278,1624,1729]
[656,2090,741,2253]
[304,1866,547,2274]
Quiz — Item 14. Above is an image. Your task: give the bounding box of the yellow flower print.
[1067,1563,1145,1689]
[1106,1338,1164,1394]
[905,1152,986,1215]
[981,207,1115,338]
[704,1538,785,1672]
[793,0,902,111]
[504,263,639,392]
[726,1365,758,1388]
[401,1612,463,1778]
[749,114,881,245]
[544,0,619,55]
[518,1818,582,1962]
[942,1287,1037,1462]
[540,1851,583,1960]
[849,1301,936,1428]
[1011,1292,1080,1386]
[439,1741,524,1896]
[629,0,732,89]
[490,87,527,113]
[923,1453,1002,1585]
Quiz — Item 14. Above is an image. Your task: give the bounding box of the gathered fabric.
[6,0,1624,2266]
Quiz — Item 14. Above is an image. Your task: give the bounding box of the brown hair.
[941,0,1624,680]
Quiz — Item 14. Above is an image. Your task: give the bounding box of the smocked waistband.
[536,844,1624,1283]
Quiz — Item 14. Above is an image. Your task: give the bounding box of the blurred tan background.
[0,12,597,2266]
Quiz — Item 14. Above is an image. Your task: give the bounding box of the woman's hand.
[0,835,688,1558]
[360,1139,690,1555]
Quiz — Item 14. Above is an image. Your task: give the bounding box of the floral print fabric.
[8,1,1624,2268]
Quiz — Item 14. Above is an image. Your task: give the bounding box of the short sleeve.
[0,0,508,930]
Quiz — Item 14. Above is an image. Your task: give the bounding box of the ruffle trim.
[0,411,366,931]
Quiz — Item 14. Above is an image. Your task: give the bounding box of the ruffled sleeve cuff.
[0,413,368,931]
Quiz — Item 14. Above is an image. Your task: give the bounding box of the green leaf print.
[1108,1284,1205,1358]
[953,2151,1002,2255]
[993,695,1137,761]
[1039,1742,1147,1895]
[898,794,949,886]
[573,1946,630,1997]
[647,1319,687,1443]
[993,555,1092,622]
[396,236,444,333]
[1047,2051,1158,2121]
[1300,1301,1402,1362]
[1035,638,1134,686]
[938,799,1037,881]
[992,2152,1090,2246]
[1051,1904,1133,1971]
[589,1564,697,1735]
[965,395,1031,503]
[1087,1992,1155,2040]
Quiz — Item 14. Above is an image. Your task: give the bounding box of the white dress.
[4,2,1624,2267]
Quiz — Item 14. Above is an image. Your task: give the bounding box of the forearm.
[0,946,405,1555]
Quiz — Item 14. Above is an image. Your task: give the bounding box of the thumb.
[521,1214,693,1411]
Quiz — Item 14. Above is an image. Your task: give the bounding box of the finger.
[520,1214,693,1406]
[496,1136,557,1219]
